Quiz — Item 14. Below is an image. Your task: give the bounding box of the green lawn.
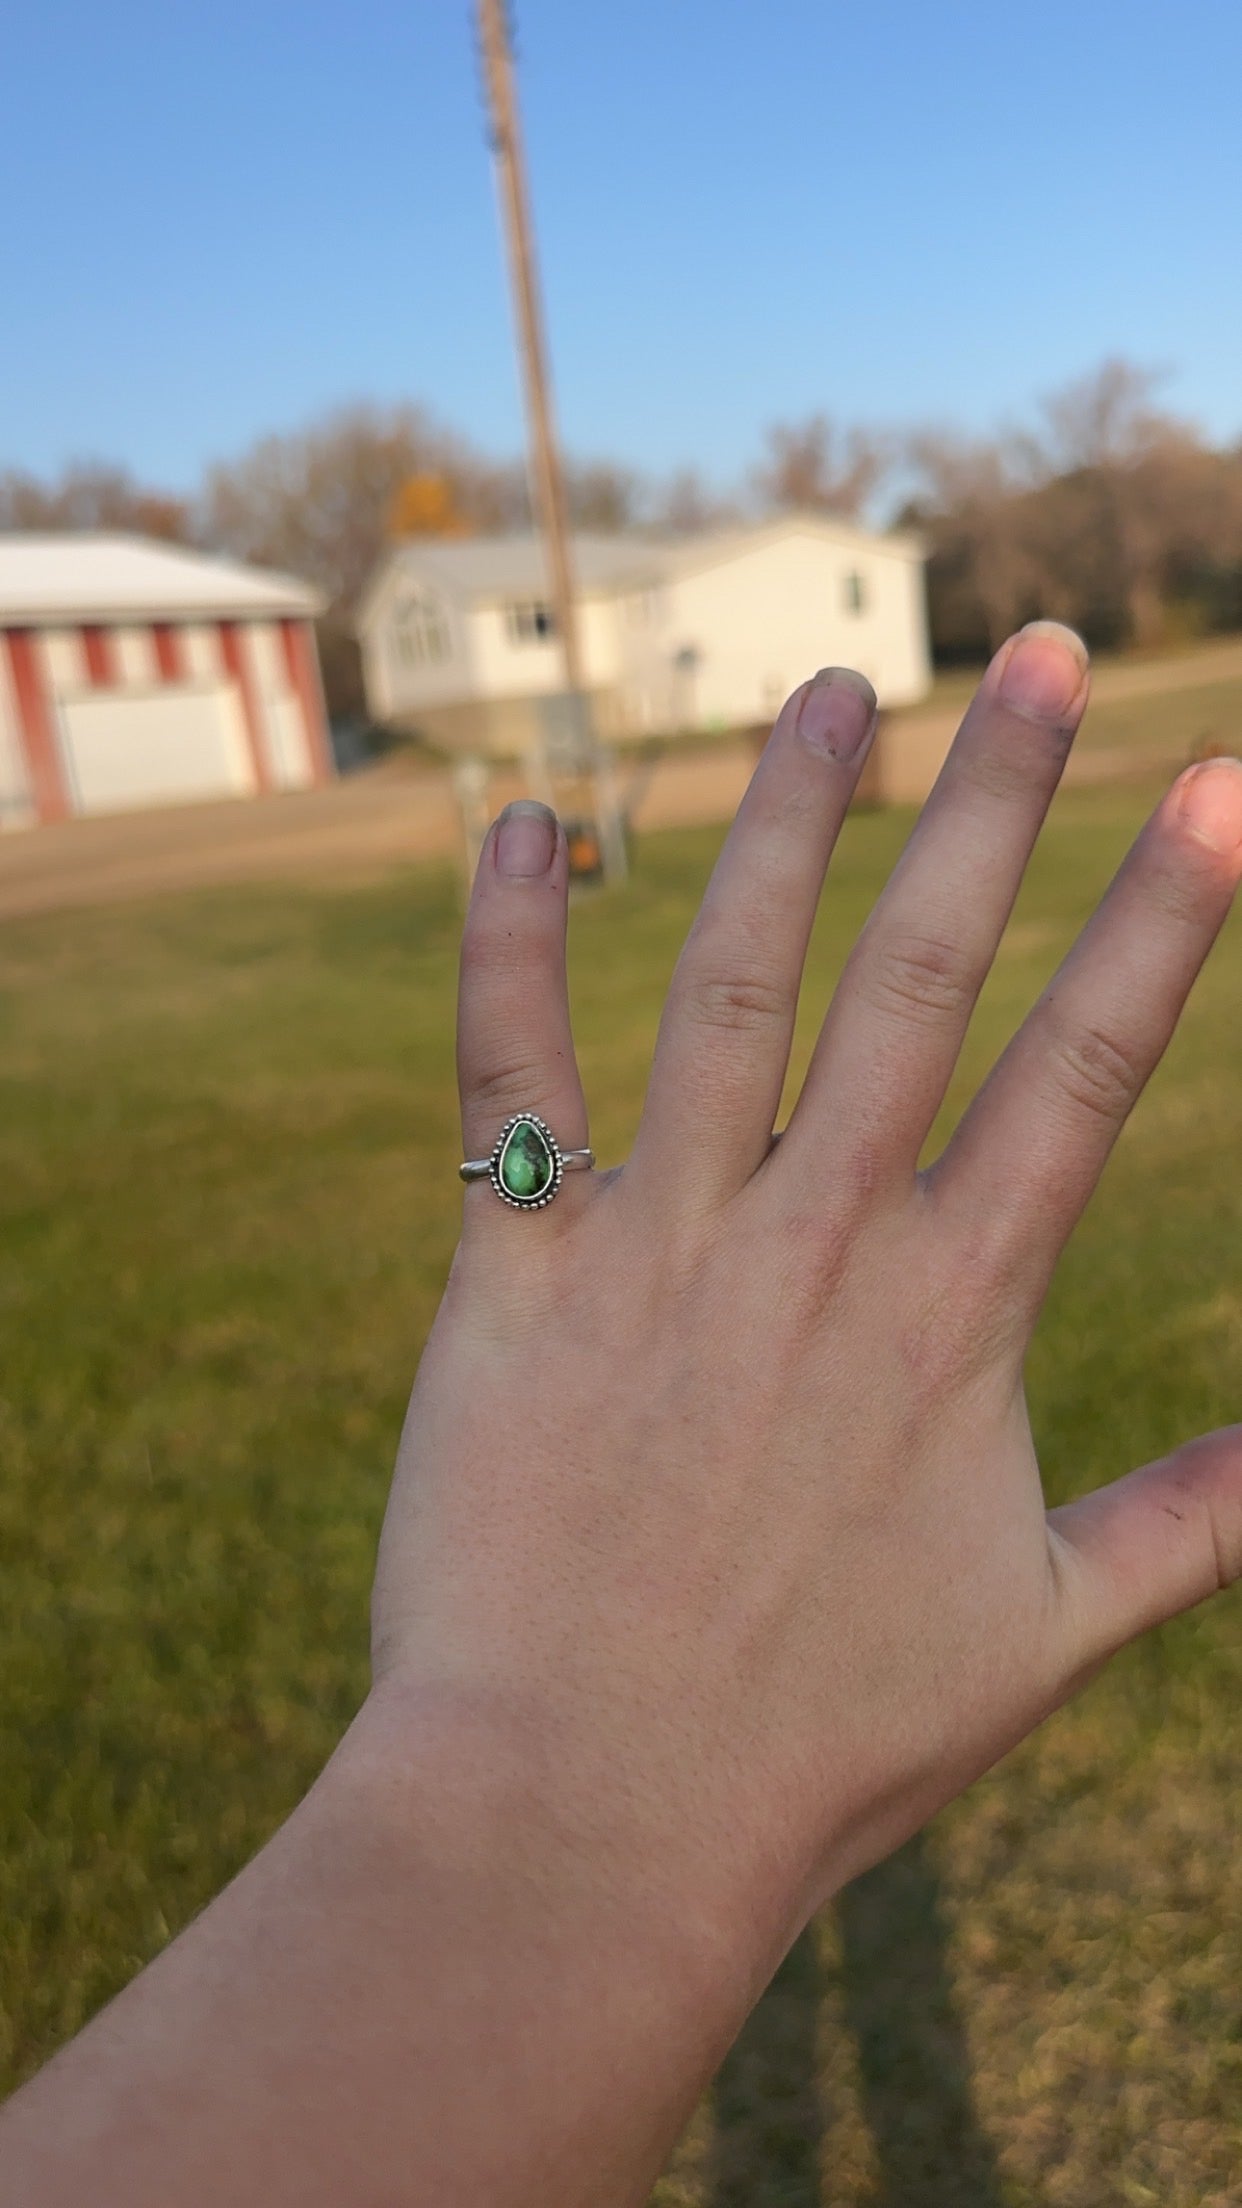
[1079,674,1242,761]
[2,790,1241,2205]
[896,651,1242,770]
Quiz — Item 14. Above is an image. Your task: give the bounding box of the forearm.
[0,1682,772,2208]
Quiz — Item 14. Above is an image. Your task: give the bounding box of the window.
[392,588,450,669]
[505,600,556,645]
[842,570,868,615]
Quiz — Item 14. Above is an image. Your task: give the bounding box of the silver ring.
[460,1111,594,1210]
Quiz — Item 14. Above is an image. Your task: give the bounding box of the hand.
[374,622,1242,1957]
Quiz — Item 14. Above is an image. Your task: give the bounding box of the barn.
[0,534,333,829]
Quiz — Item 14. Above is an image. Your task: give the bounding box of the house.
[0,534,333,828]
[356,512,930,758]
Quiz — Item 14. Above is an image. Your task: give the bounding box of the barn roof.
[0,533,325,624]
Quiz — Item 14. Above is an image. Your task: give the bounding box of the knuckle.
[1049,1019,1145,1125]
[681,968,790,1038]
[961,725,1072,804]
[465,1056,550,1121]
[864,928,979,1027]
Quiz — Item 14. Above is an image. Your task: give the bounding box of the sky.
[4,0,1241,495]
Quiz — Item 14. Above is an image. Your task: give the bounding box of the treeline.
[4,358,1241,715]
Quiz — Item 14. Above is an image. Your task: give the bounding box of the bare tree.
[906,431,1043,653]
[652,467,739,535]
[0,462,191,542]
[563,460,643,532]
[754,413,888,519]
[1030,360,1209,645]
[1038,357,1172,475]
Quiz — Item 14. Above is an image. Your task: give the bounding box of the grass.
[896,645,1242,767]
[1079,674,1242,761]
[2,784,1241,2205]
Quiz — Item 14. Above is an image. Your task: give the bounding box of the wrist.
[335,1668,786,2025]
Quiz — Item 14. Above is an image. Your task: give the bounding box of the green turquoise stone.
[497,1118,555,1200]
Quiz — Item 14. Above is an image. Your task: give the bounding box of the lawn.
[2,788,1241,2206]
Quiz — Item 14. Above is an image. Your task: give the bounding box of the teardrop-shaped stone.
[497,1117,555,1200]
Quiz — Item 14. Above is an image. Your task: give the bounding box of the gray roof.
[375,533,667,602]
[357,513,925,630]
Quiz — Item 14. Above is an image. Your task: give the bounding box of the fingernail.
[495,800,557,878]
[796,668,878,763]
[996,621,1089,723]
[1176,757,1242,855]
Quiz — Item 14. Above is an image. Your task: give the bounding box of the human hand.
[374,625,1242,1971]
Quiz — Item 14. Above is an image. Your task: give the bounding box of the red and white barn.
[0,534,333,828]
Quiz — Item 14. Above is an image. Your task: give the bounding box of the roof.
[0,533,325,624]
[369,532,666,606]
[357,511,924,631]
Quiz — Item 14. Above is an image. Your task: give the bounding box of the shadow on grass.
[707,1831,1006,2207]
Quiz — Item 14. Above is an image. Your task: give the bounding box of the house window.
[393,588,450,668]
[505,600,556,644]
[842,570,868,615]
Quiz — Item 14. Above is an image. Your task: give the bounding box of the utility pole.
[475,0,626,881]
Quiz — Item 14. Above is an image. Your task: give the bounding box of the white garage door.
[60,685,254,815]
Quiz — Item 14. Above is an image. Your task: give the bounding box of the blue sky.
[5,0,1241,492]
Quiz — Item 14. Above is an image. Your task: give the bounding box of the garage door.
[59,685,254,815]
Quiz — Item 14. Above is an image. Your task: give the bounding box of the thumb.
[1048,1425,1242,1670]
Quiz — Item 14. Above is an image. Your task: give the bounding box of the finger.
[1048,1427,1242,1678]
[457,801,588,1197]
[779,623,1090,1190]
[931,757,1242,1306]
[627,669,877,1214]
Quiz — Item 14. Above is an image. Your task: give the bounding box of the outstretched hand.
[376,621,1242,1939]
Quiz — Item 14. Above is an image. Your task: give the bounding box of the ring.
[459,1111,594,1210]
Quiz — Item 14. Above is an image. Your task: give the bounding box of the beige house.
[356,513,930,759]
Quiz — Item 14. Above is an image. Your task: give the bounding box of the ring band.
[460,1111,594,1209]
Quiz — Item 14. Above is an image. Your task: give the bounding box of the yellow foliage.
[388,473,472,539]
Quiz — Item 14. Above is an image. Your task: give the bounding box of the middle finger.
[780,622,1090,1191]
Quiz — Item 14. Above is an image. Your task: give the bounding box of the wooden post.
[475,0,626,882]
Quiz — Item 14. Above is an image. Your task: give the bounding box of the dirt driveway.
[5,641,1241,921]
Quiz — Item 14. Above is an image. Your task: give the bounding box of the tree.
[199,405,527,715]
[0,462,191,541]
[905,431,1044,655]
[754,413,888,520]
[651,467,739,534]
[388,472,474,540]
[563,460,642,532]
[1031,360,1211,646]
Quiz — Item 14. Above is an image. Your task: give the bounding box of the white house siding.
[113,625,157,685]
[41,628,87,690]
[653,530,929,733]
[367,574,471,721]
[0,636,30,825]
[465,591,620,702]
[245,622,312,791]
[182,624,223,680]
